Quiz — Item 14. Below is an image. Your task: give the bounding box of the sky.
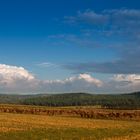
[0,0,140,94]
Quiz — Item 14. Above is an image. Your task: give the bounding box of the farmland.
[0,104,140,140]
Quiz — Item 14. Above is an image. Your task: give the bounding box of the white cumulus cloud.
[41,73,103,93]
[109,74,140,93]
[113,74,140,83]
[0,64,103,93]
[0,64,140,94]
[0,64,36,92]
[0,64,35,81]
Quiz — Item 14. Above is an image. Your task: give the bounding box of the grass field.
[0,105,139,140]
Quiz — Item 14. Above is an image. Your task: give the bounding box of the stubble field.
[0,104,139,140]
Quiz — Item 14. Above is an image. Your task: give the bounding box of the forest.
[0,92,140,109]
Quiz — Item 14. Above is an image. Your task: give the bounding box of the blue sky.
[0,0,140,93]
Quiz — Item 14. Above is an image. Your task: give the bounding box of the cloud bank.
[0,64,140,94]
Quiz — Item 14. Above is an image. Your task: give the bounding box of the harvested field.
[0,112,139,139]
[0,104,139,120]
[0,104,139,139]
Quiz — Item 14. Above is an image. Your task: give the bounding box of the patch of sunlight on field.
[0,113,139,140]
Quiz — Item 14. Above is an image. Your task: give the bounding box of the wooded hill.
[0,92,139,109]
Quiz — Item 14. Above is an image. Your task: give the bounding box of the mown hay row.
[0,105,139,120]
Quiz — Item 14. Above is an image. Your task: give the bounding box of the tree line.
[20,92,140,109]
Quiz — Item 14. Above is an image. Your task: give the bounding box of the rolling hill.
[0,92,139,109]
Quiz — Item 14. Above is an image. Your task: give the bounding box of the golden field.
[0,105,139,140]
